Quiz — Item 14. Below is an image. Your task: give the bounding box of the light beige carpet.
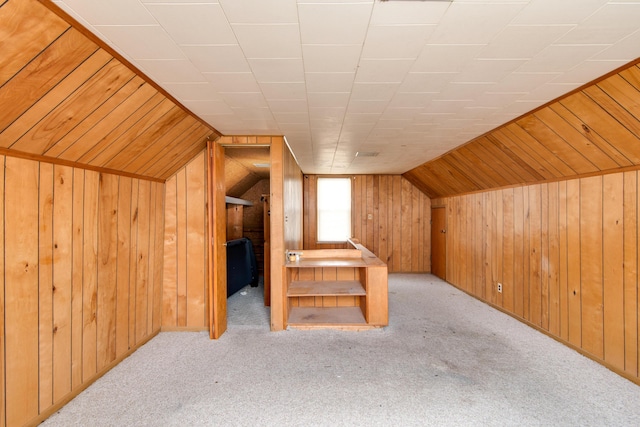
[42,274,639,426]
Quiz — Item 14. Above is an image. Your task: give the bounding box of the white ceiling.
[52,0,640,174]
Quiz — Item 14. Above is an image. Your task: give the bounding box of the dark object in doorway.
[226,237,259,297]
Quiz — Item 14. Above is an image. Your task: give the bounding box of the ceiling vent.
[355,151,379,158]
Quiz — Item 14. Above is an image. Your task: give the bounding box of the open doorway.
[223,146,271,328]
[208,142,271,339]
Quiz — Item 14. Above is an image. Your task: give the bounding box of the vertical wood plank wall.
[1,156,164,427]
[438,171,640,383]
[304,175,431,273]
[162,151,208,330]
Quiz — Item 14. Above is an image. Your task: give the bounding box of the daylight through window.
[317,177,351,242]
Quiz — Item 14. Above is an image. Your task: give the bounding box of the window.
[317,177,351,242]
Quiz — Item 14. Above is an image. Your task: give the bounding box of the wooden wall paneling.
[558,181,570,342]
[585,83,640,142]
[0,0,70,85]
[0,156,4,427]
[152,182,165,333]
[82,170,99,382]
[55,86,159,161]
[473,193,484,297]
[103,107,186,171]
[176,169,188,326]
[513,186,524,318]
[0,28,98,134]
[391,176,402,272]
[566,179,582,347]
[547,182,560,336]
[623,171,638,376]
[522,186,531,321]
[145,127,210,180]
[128,179,139,350]
[493,128,556,181]
[580,176,604,359]
[116,177,132,355]
[517,116,595,176]
[353,175,363,247]
[411,182,422,272]
[52,165,74,402]
[424,187,431,272]
[162,175,178,327]
[322,268,338,307]
[39,162,54,411]
[378,175,389,266]
[71,168,84,390]
[400,178,412,272]
[372,175,380,256]
[540,183,550,331]
[87,99,175,167]
[603,173,625,371]
[1,49,112,148]
[186,152,206,327]
[269,137,285,330]
[502,189,515,312]
[477,137,535,184]
[483,192,492,301]
[146,183,157,335]
[11,60,136,155]
[495,190,504,307]
[135,180,151,343]
[4,157,40,426]
[97,173,119,372]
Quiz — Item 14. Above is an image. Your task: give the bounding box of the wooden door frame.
[431,206,447,280]
[207,140,227,339]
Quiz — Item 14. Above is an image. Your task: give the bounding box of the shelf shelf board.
[288,280,366,297]
[288,306,366,326]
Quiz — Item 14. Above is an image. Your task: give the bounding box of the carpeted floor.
[42,274,639,426]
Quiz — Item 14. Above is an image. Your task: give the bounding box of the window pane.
[317,177,351,242]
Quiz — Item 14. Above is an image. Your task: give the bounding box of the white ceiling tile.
[592,30,640,61]
[267,99,309,113]
[479,25,574,59]
[355,59,414,83]
[248,59,304,82]
[58,0,156,25]
[233,24,302,58]
[412,45,484,73]
[136,59,206,83]
[380,108,423,121]
[511,0,609,25]
[347,100,388,114]
[95,25,184,60]
[388,92,438,109]
[305,73,355,92]
[399,72,458,92]
[219,92,268,108]
[362,25,435,59]
[370,1,450,25]
[260,82,307,100]
[491,72,561,93]
[231,107,274,120]
[145,4,236,45]
[428,3,527,45]
[308,93,350,109]
[309,107,347,121]
[183,99,234,116]
[163,82,221,101]
[203,73,261,92]
[452,59,528,84]
[273,112,309,123]
[435,82,495,100]
[517,45,610,73]
[550,60,630,85]
[298,3,373,45]
[554,3,640,45]
[219,0,298,24]
[351,83,400,101]
[302,45,362,73]
[182,45,250,72]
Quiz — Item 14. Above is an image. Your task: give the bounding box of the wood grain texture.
[0,154,165,426]
[440,169,640,383]
[404,64,640,198]
[0,0,216,181]
[304,175,430,273]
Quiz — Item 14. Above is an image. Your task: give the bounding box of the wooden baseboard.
[26,330,161,427]
[444,281,640,387]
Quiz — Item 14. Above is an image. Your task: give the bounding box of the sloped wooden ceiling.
[0,0,218,182]
[404,60,640,199]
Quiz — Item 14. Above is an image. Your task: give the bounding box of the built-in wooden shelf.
[284,240,388,330]
[288,307,366,326]
[287,280,366,297]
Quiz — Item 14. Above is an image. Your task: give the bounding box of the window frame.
[315,175,353,244]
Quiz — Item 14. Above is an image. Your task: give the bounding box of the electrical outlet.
[497,283,502,293]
